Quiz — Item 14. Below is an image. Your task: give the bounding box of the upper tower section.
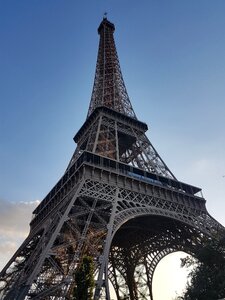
[87,17,137,119]
[68,17,176,180]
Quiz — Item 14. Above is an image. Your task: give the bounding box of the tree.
[177,236,225,300]
[72,255,95,300]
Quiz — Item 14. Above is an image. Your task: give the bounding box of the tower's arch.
[108,214,202,300]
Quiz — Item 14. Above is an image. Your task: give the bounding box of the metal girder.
[0,174,224,299]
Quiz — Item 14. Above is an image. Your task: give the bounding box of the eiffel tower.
[0,17,224,300]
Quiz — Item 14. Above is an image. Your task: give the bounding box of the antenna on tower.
[103,12,107,19]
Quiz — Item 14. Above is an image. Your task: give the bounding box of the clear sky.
[1,1,225,299]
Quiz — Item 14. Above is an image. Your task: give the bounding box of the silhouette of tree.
[72,255,95,300]
[177,236,225,300]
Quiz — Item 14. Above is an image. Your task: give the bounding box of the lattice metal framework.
[0,17,224,300]
[87,18,136,119]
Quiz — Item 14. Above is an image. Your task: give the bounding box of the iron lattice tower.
[0,17,224,300]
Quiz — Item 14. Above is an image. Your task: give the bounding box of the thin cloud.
[0,199,39,270]
[0,200,39,235]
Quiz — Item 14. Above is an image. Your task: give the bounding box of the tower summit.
[0,18,224,300]
[88,17,136,119]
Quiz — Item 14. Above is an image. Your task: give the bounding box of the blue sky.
[1,1,225,299]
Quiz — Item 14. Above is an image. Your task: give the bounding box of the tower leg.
[1,181,85,300]
[94,188,119,300]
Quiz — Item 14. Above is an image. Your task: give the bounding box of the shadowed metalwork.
[0,17,224,300]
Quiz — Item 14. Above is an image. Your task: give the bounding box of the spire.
[87,18,137,119]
